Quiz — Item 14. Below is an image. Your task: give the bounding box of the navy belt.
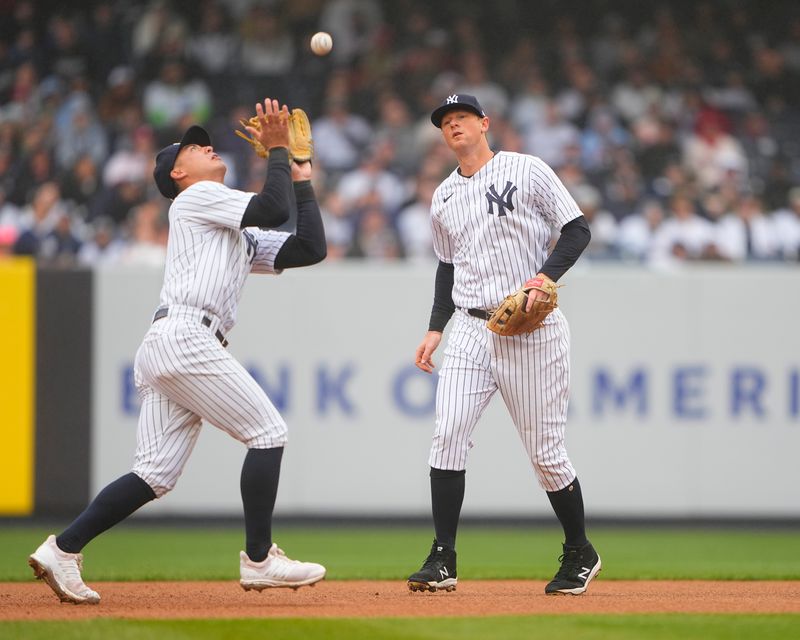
[467,308,490,320]
[152,307,229,347]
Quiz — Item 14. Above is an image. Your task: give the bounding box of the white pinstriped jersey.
[426,151,583,491]
[430,151,582,309]
[131,179,293,496]
[161,180,290,333]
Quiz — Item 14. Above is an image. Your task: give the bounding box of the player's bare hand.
[415,331,442,373]
[291,159,312,181]
[247,99,290,151]
[525,273,551,312]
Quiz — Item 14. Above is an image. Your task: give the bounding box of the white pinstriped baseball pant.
[428,308,577,492]
[131,306,287,497]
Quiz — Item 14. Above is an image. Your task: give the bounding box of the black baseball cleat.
[407,539,457,592]
[545,541,602,595]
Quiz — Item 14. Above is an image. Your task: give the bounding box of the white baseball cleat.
[28,535,101,605]
[240,543,326,591]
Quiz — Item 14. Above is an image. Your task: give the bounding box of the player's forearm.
[539,216,591,282]
[428,260,455,332]
[240,148,292,229]
[273,180,327,269]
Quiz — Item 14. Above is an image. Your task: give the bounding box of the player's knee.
[530,456,574,490]
[430,431,469,459]
[132,469,176,498]
[245,422,288,449]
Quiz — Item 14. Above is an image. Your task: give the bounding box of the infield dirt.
[2,580,799,620]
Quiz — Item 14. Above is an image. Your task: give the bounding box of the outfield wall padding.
[34,267,92,516]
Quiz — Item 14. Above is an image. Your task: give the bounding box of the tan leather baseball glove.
[235,108,314,162]
[486,275,559,336]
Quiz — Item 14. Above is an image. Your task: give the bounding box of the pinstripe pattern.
[160,181,290,333]
[432,152,581,310]
[131,180,290,497]
[428,151,582,491]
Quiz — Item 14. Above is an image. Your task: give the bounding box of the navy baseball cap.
[153,125,212,199]
[430,94,486,128]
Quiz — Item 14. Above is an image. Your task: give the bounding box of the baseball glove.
[235,108,314,162]
[486,275,559,336]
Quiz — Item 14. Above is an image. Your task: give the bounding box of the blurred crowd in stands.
[1,0,799,267]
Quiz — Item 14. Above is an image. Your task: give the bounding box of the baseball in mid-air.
[310,31,333,56]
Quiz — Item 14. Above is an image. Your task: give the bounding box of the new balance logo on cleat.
[240,543,326,591]
[545,541,602,596]
[407,539,458,593]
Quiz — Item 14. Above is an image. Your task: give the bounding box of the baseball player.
[407,94,601,595]
[28,98,327,604]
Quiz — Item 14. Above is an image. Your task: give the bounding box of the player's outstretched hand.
[415,331,442,373]
[246,98,290,153]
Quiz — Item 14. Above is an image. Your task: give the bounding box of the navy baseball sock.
[57,472,156,553]
[430,467,465,549]
[546,477,588,547]
[240,447,283,563]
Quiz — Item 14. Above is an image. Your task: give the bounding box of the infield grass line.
[1,525,798,581]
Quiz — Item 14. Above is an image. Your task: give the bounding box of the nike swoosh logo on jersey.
[443,193,453,202]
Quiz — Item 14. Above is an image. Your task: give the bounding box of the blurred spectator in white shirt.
[119,199,167,267]
[772,187,800,260]
[78,217,125,266]
[611,67,662,125]
[617,199,665,262]
[524,100,580,168]
[0,186,21,230]
[650,193,716,265]
[395,172,437,262]
[714,194,779,262]
[103,124,156,188]
[570,184,618,259]
[312,96,373,176]
[54,96,108,171]
[509,72,549,137]
[335,140,408,214]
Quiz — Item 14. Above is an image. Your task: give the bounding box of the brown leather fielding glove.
[235,108,314,162]
[486,275,559,336]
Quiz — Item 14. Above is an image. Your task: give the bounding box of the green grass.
[1,524,799,582]
[3,525,798,639]
[1,615,799,640]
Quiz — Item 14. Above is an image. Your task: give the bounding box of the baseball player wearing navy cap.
[29,99,328,604]
[407,94,601,595]
[430,93,486,128]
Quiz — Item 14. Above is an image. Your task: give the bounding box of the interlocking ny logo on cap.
[446,94,459,104]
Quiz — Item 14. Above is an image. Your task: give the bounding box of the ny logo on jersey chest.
[485,181,518,217]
